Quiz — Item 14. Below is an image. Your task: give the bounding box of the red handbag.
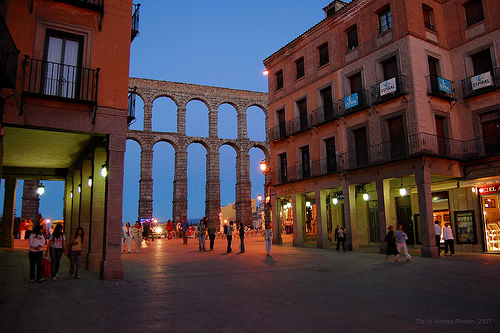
[42,258,51,278]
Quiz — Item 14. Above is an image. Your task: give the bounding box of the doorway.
[396,196,414,244]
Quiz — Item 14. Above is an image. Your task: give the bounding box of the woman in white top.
[28,225,46,282]
[443,223,455,256]
[45,224,67,280]
[132,222,143,253]
[263,223,273,256]
[123,222,133,253]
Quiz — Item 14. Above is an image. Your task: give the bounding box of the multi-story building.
[263,0,499,256]
[0,0,139,279]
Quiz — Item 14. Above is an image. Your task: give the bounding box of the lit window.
[378,6,392,34]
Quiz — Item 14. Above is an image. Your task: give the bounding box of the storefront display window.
[454,210,477,244]
[481,193,500,251]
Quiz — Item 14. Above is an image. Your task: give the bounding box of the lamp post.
[259,160,274,235]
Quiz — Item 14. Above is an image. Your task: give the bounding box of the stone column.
[271,196,282,244]
[376,178,391,254]
[209,107,218,138]
[101,134,125,280]
[87,148,106,272]
[237,109,248,139]
[63,178,73,242]
[416,165,438,257]
[138,144,153,221]
[71,169,82,237]
[173,148,188,222]
[143,100,153,132]
[292,194,304,247]
[177,106,186,135]
[79,160,92,263]
[235,150,252,226]
[342,180,359,251]
[21,180,40,223]
[205,151,221,228]
[0,178,17,248]
[316,190,329,248]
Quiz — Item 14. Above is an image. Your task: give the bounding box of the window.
[295,57,304,80]
[318,43,329,67]
[471,49,493,76]
[388,116,406,159]
[297,98,308,131]
[382,56,398,80]
[482,117,500,155]
[435,116,447,155]
[378,6,392,33]
[325,137,337,173]
[320,86,334,121]
[464,0,484,26]
[43,30,83,99]
[277,109,286,138]
[422,5,435,31]
[353,127,368,166]
[279,153,288,183]
[275,70,283,91]
[349,72,362,93]
[346,26,358,51]
[301,146,310,178]
[428,56,440,92]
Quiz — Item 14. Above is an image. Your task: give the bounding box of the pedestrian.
[208,221,216,250]
[396,224,411,261]
[226,220,234,253]
[166,219,173,240]
[19,219,27,240]
[306,217,312,233]
[443,223,455,256]
[142,220,150,242]
[434,220,442,256]
[239,222,245,253]
[28,225,46,283]
[384,225,400,262]
[197,220,206,251]
[45,224,67,280]
[132,221,143,252]
[176,221,182,238]
[263,223,273,256]
[181,217,189,245]
[26,219,33,239]
[69,227,85,279]
[123,222,132,253]
[334,224,346,252]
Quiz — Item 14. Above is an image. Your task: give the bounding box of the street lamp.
[78,184,81,193]
[101,164,108,178]
[257,194,263,202]
[262,69,269,76]
[362,193,369,201]
[259,160,267,173]
[87,176,93,187]
[36,183,45,195]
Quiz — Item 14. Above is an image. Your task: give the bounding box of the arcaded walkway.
[1,237,499,332]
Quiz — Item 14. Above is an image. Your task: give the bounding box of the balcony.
[128,88,137,125]
[461,68,500,99]
[22,57,99,105]
[287,113,313,136]
[427,75,455,101]
[0,15,20,89]
[311,104,340,126]
[131,4,141,42]
[371,74,407,105]
[339,89,370,115]
[272,157,340,185]
[269,123,288,141]
[55,0,104,12]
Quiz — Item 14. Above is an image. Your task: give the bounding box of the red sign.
[478,185,500,195]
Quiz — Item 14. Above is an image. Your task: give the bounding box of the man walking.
[226,220,234,253]
[181,217,189,245]
[208,221,216,250]
[197,220,206,251]
[434,220,442,255]
[334,224,346,252]
[396,224,411,261]
[443,223,455,256]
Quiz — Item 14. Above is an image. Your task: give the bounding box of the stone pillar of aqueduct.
[127,78,269,227]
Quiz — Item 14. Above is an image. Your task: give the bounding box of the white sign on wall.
[379,77,397,96]
[471,71,493,91]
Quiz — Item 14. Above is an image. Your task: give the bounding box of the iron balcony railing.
[269,123,288,141]
[272,157,340,185]
[339,89,370,115]
[131,3,141,42]
[371,74,407,105]
[461,68,500,99]
[311,104,340,126]
[0,14,19,89]
[427,75,455,101]
[55,0,104,11]
[23,57,99,104]
[287,113,313,136]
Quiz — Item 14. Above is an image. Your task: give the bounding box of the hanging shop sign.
[438,77,451,94]
[344,93,359,109]
[379,77,397,96]
[471,71,492,91]
[454,210,477,244]
[478,185,500,195]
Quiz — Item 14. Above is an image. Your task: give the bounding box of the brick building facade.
[0,0,137,279]
[264,0,499,256]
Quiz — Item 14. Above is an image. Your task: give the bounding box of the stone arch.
[151,95,178,133]
[123,139,142,223]
[218,102,238,139]
[250,143,269,160]
[152,139,176,221]
[185,99,210,138]
[152,135,179,153]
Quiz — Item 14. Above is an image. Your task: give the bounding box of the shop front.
[478,185,500,252]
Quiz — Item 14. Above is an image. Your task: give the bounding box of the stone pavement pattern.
[1,237,499,333]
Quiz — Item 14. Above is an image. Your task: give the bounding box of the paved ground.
[1,236,499,333]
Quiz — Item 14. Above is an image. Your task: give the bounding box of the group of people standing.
[122,221,145,253]
[28,223,84,283]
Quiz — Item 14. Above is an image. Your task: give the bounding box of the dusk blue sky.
[1,0,334,222]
